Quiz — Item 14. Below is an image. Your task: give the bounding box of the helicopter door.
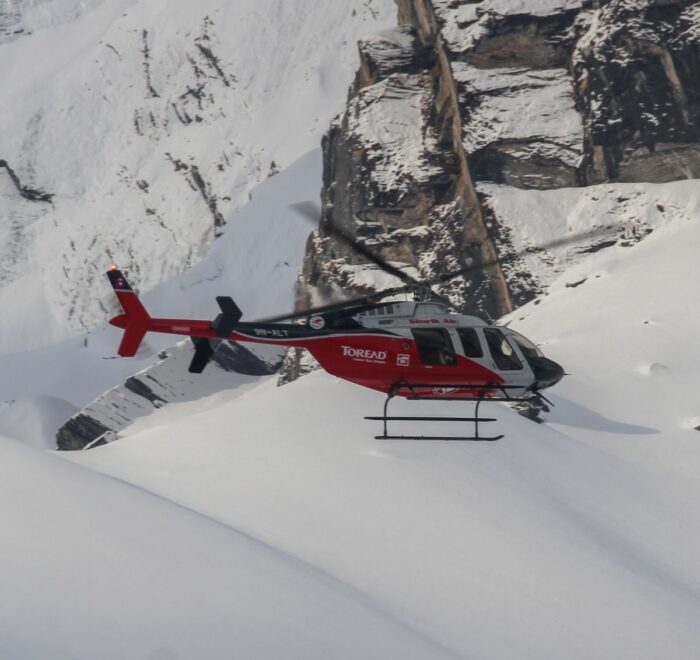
[411,328,457,366]
[455,327,484,359]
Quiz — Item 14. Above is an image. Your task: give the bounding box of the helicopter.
[106,208,589,441]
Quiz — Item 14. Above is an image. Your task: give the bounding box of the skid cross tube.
[364,382,526,441]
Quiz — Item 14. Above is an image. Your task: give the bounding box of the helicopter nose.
[530,356,565,390]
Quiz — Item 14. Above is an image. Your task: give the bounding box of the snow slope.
[480,178,700,299]
[0,148,321,446]
[68,213,700,658]
[0,0,395,352]
[0,434,452,660]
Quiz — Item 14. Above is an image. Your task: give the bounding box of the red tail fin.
[106,269,151,357]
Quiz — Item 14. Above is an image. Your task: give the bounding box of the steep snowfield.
[481,179,700,297]
[0,148,321,445]
[0,434,452,660]
[66,215,700,658]
[0,0,395,352]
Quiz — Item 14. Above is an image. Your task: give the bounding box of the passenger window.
[483,328,522,371]
[457,328,483,358]
[411,329,457,366]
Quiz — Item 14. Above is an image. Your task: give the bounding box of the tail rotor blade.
[189,338,216,374]
[289,201,425,289]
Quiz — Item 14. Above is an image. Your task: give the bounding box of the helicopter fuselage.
[108,277,564,400]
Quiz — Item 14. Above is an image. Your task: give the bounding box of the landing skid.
[364,382,527,442]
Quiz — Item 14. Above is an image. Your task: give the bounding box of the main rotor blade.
[256,225,618,323]
[255,296,378,324]
[289,201,425,288]
[423,226,617,288]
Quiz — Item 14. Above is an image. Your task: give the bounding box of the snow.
[478,178,700,292]
[680,4,700,44]
[0,434,451,659]
[0,397,77,449]
[359,26,418,76]
[0,0,397,352]
[65,213,700,657]
[433,2,489,56]
[455,64,584,166]
[3,1,700,656]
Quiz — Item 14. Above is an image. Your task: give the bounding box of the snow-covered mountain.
[2,0,700,657]
[0,0,395,352]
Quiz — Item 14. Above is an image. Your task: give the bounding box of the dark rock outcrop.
[56,415,112,452]
[56,340,283,451]
[573,0,700,183]
[281,0,700,383]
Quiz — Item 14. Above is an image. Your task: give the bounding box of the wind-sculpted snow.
[0,0,396,352]
[0,435,455,659]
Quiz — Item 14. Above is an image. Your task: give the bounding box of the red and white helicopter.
[107,213,575,440]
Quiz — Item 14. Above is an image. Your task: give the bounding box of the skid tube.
[364,382,526,441]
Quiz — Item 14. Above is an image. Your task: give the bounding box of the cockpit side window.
[457,328,483,358]
[508,330,544,360]
[483,328,523,371]
[411,329,457,366]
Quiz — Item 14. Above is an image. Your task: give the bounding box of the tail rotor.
[187,296,242,373]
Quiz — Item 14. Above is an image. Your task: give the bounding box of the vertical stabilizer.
[106,269,151,357]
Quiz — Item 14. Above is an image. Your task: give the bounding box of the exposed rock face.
[456,64,584,188]
[56,340,282,451]
[574,0,700,183]
[282,0,700,382]
[300,20,512,321]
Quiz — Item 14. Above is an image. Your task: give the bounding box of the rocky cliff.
[56,340,283,451]
[282,0,700,381]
